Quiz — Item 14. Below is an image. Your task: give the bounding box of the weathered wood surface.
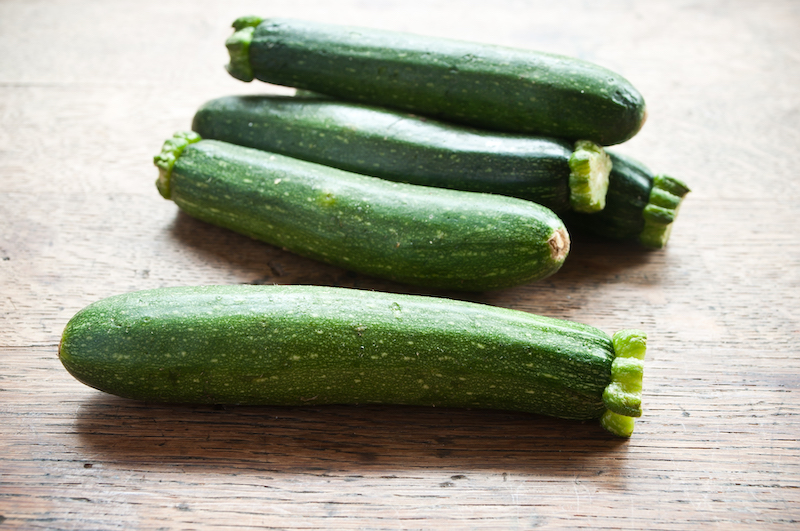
[1,0,799,529]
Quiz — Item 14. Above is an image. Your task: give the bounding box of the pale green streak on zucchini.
[191,95,611,214]
[155,133,570,291]
[225,17,647,146]
[58,285,646,436]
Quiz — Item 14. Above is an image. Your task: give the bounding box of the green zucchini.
[191,95,612,214]
[566,151,690,248]
[225,17,647,146]
[154,132,569,291]
[58,285,647,437]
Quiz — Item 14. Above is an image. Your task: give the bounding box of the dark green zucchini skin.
[566,152,689,248]
[157,136,569,291]
[192,95,574,212]
[58,285,614,421]
[228,17,646,146]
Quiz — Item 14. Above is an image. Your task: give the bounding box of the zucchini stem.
[600,410,636,437]
[567,140,612,213]
[600,329,647,437]
[640,175,691,248]
[225,16,263,82]
[154,131,201,199]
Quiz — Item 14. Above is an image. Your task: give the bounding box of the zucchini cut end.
[154,131,202,199]
[568,140,612,213]
[600,410,636,437]
[548,227,571,264]
[226,17,262,82]
[639,174,691,249]
[602,329,647,421]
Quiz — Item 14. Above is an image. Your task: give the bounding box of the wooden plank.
[2,0,800,529]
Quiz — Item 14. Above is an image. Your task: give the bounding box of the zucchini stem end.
[568,140,612,213]
[600,410,636,437]
[154,131,202,199]
[640,175,691,248]
[225,16,262,82]
[600,329,647,436]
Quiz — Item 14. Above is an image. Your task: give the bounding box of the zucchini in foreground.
[192,95,612,214]
[58,285,647,437]
[225,17,647,146]
[154,132,569,291]
[567,151,690,248]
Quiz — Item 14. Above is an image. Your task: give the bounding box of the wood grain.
[1,0,799,529]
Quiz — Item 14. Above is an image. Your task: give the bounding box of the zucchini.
[154,132,569,291]
[225,17,647,146]
[191,94,612,214]
[58,285,647,437]
[566,151,690,248]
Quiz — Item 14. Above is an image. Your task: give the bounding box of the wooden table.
[2,1,798,528]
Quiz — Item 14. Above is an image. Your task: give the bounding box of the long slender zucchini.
[58,285,647,436]
[567,151,690,248]
[154,132,569,291]
[191,94,612,214]
[224,17,647,146]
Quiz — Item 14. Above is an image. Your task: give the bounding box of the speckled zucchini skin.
[192,95,579,213]
[230,18,647,146]
[160,137,568,291]
[58,285,615,420]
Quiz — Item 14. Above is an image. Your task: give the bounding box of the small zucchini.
[567,151,690,248]
[58,285,647,437]
[154,132,569,291]
[191,95,612,214]
[225,17,647,146]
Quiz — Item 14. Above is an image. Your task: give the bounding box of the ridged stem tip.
[640,175,691,248]
[600,329,647,437]
[568,140,612,213]
[225,16,263,82]
[154,131,202,199]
